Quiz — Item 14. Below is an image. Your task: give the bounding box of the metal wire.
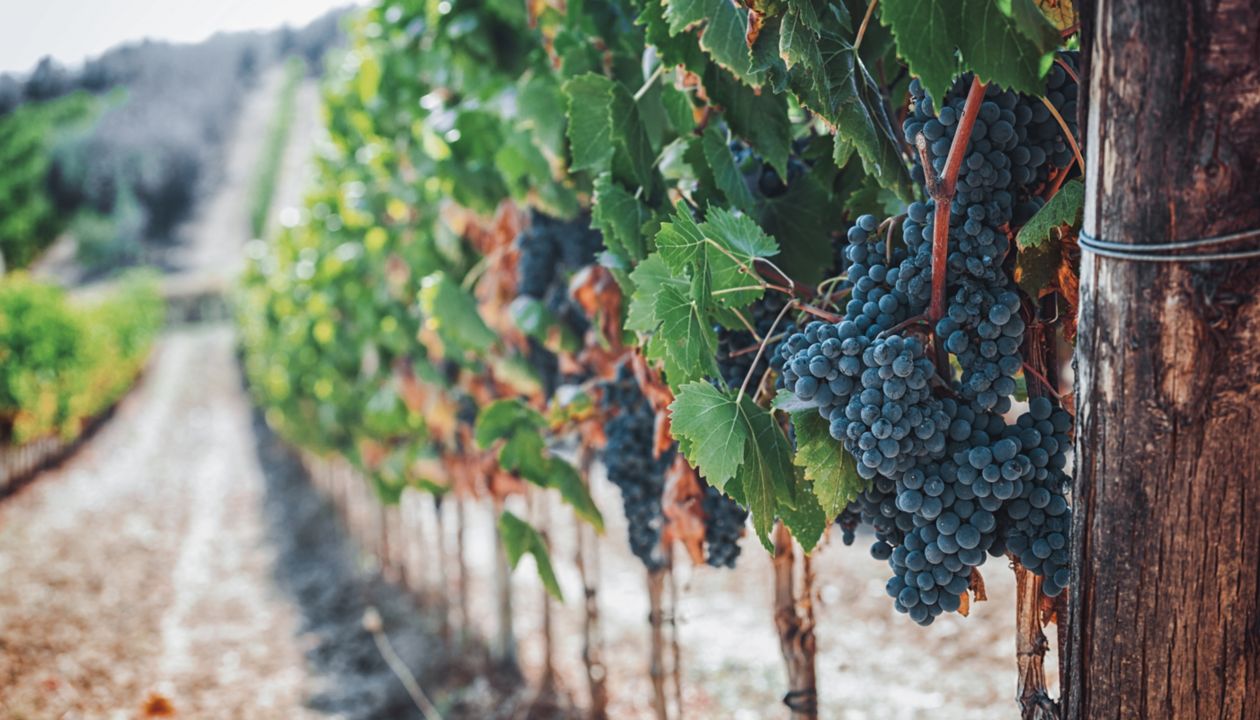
[1079,228,1260,263]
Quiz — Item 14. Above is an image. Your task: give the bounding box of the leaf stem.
[877,313,929,339]
[729,306,759,338]
[854,0,879,52]
[737,299,795,405]
[633,64,666,102]
[796,303,842,323]
[1021,361,1064,402]
[1055,56,1079,85]
[730,332,786,358]
[1040,96,1085,178]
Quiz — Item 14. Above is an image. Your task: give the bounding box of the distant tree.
[24,57,69,101]
[0,76,21,115]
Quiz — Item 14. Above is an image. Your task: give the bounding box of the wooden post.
[492,496,519,675]
[575,446,609,719]
[434,495,452,642]
[456,496,471,646]
[773,522,817,720]
[647,568,669,720]
[1068,1,1260,716]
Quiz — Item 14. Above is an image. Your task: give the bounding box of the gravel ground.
[467,467,1048,720]
[0,326,315,719]
[0,326,523,720]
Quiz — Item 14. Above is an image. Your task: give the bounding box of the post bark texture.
[1069,1,1260,717]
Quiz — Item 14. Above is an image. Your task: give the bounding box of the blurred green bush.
[0,272,163,444]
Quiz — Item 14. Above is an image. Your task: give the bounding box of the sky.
[0,0,362,73]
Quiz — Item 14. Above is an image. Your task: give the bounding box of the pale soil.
[0,327,316,719]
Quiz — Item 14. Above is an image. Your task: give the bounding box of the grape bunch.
[515,209,603,299]
[701,482,748,568]
[775,65,1079,624]
[600,366,672,571]
[516,209,604,393]
[729,138,811,200]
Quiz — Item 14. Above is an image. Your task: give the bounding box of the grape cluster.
[515,209,603,299]
[601,366,672,571]
[775,65,1079,623]
[999,397,1073,596]
[835,505,863,546]
[516,210,603,393]
[701,482,748,568]
[729,138,810,200]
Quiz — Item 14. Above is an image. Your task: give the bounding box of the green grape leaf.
[543,457,605,532]
[499,428,549,478]
[670,382,796,550]
[702,206,779,308]
[517,72,568,159]
[779,477,828,552]
[564,74,615,174]
[498,511,563,601]
[780,6,824,72]
[660,83,698,135]
[609,80,658,191]
[626,253,685,333]
[701,126,757,213]
[655,203,708,273]
[791,410,865,518]
[704,66,791,180]
[879,0,963,105]
[742,398,798,549]
[654,282,721,385]
[418,272,497,355]
[795,30,913,201]
[474,398,545,448]
[669,381,749,490]
[592,173,650,262]
[667,0,763,85]
[639,0,708,72]
[771,390,818,413]
[786,0,822,32]
[1010,0,1064,55]
[1017,179,1084,249]
[760,173,838,286]
[958,0,1055,95]
[508,296,553,339]
[663,0,708,34]
[636,81,668,153]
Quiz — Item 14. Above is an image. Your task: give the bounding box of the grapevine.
[235,0,1089,716]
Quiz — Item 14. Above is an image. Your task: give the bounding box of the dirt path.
[0,326,316,719]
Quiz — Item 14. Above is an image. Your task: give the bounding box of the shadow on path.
[248,409,518,719]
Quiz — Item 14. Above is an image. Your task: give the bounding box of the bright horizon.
[0,0,363,74]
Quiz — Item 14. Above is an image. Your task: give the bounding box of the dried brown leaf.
[970,567,989,603]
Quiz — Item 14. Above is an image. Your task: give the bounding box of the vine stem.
[796,303,842,323]
[1022,360,1067,404]
[921,76,987,326]
[877,313,930,339]
[702,239,816,305]
[1055,56,1080,85]
[363,607,444,720]
[737,299,796,405]
[634,64,666,102]
[855,1,879,51]
[1040,97,1085,176]
[729,332,786,358]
